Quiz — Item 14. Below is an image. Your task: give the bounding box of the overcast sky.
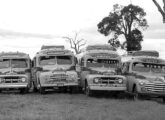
[0,0,165,58]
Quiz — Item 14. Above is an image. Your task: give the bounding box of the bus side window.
[81,58,84,67]
[74,57,78,64]
[32,57,36,67]
[122,62,129,74]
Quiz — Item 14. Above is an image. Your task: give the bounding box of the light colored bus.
[76,44,127,96]
[121,50,165,103]
[32,45,79,94]
[0,52,31,93]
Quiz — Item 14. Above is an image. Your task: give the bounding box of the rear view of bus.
[33,45,79,94]
[0,52,31,93]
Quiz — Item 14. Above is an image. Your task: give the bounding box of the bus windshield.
[57,56,72,65]
[0,59,28,68]
[87,59,118,68]
[0,59,10,69]
[39,56,56,65]
[132,62,165,73]
[11,59,28,68]
[39,56,72,65]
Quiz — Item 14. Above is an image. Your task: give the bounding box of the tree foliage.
[108,33,121,48]
[62,32,86,54]
[98,4,148,51]
[152,0,165,23]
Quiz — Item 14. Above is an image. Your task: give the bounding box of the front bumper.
[138,88,165,97]
[40,82,79,87]
[89,84,126,91]
[0,83,28,89]
[137,83,165,97]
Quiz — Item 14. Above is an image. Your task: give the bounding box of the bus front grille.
[144,83,165,93]
[99,77,117,84]
[50,74,68,81]
[3,77,21,83]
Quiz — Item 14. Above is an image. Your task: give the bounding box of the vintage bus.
[0,52,31,93]
[76,44,127,96]
[32,45,79,94]
[121,50,165,102]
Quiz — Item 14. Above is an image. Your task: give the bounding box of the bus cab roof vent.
[86,44,116,51]
[41,45,65,50]
[129,50,159,58]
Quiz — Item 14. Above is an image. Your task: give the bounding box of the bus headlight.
[118,79,123,84]
[21,78,26,82]
[139,80,146,86]
[93,78,100,84]
[68,74,78,81]
[70,74,76,79]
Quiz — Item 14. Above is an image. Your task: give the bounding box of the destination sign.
[41,45,65,50]
[47,51,65,55]
[86,45,116,51]
[89,53,119,58]
[142,58,159,63]
[132,51,159,57]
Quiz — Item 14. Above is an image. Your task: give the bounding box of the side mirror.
[34,67,43,72]
[76,64,81,72]
[25,69,31,73]
[116,68,122,75]
[123,71,129,75]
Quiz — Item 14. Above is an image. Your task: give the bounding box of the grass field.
[0,91,165,120]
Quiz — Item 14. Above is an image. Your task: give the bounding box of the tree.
[97,4,148,51]
[62,32,86,54]
[108,33,121,48]
[152,0,165,23]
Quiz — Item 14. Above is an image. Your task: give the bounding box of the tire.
[69,86,79,94]
[163,97,165,104]
[33,81,38,92]
[133,86,139,101]
[20,88,28,94]
[39,87,45,94]
[85,83,92,96]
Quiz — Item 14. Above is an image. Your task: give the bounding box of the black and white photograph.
[0,0,165,120]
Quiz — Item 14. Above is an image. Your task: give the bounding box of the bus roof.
[41,45,65,50]
[122,56,165,64]
[77,49,120,60]
[35,47,74,57]
[0,52,30,59]
[85,44,116,51]
[128,50,159,57]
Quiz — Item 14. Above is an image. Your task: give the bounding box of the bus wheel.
[69,86,79,94]
[133,86,139,101]
[39,87,45,94]
[163,97,165,104]
[33,82,38,92]
[20,88,28,94]
[85,83,92,96]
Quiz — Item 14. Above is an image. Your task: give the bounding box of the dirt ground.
[0,91,165,120]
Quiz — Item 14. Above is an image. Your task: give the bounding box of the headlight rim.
[93,78,100,84]
[21,77,26,82]
[117,78,123,84]
[138,80,147,86]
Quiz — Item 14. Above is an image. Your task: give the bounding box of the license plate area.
[57,83,64,86]
[100,84,118,87]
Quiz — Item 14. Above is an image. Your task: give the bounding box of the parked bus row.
[0,45,165,102]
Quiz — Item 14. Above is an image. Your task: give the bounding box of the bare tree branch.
[62,36,74,49]
[163,0,165,15]
[152,0,165,22]
[62,32,86,54]
[78,40,87,52]
[77,39,84,45]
